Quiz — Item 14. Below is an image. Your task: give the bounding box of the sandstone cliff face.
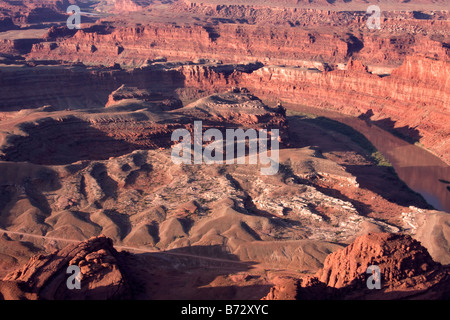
[0,17,17,32]
[1,235,132,300]
[16,5,448,166]
[235,55,450,163]
[0,55,448,164]
[316,233,437,288]
[0,64,187,110]
[26,21,421,68]
[178,1,449,30]
[22,5,449,68]
[264,233,450,300]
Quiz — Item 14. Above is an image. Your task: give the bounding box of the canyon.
[0,0,448,301]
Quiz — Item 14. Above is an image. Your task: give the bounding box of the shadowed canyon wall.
[0,53,449,164]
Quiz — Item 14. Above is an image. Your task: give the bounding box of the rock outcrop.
[317,233,438,288]
[264,233,450,300]
[0,235,132,300]
[104,84,183,110]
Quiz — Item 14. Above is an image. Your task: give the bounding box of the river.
[284,103,450,213]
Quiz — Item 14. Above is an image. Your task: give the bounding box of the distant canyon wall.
[2,14,449,164]
[0,53,448,164]
[27,16,450,69]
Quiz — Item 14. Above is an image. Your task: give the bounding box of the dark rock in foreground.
[0,235,132,300]
[264,233,450,300]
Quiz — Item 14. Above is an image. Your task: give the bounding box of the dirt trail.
[0,228,251,267]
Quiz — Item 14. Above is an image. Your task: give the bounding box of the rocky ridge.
[0,235,132,300]
[264,233,450,300]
